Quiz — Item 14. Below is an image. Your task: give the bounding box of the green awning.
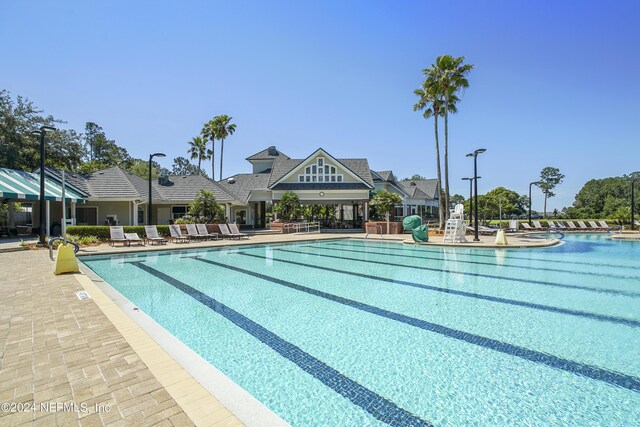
[0,168,86,203]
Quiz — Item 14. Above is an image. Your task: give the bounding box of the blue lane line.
[326,242,639,281]
[281,246,640,299]
[130,261,431,427]
[338,240,640,272]
[234,251,640,328]
[188,256,640,394]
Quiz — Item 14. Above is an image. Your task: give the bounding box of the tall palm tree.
[187,136,211,174]
[427,55,474,220]
[201,120,218,179]
[209,115,237,181]
[413,83,445,230]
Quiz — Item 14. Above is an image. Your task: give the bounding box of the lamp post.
[632,177,636,231]
[462,177,481,223]
[528,181,542,225]
[466,148,486,241]
[148,153,166,225]
[31,125,56,246]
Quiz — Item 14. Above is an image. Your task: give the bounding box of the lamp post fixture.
[466,148,486,242]
[632,177,636,231]
[31,125,56,246]
[462,177,481,223]
[528,181,542,225]
[148,152,166,225]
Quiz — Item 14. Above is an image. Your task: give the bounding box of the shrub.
[188,189,225,223]
[66,225,171,240]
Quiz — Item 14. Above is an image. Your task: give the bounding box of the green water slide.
[402,215,428,242]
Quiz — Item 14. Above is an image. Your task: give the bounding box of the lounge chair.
[124,232,145,246]
[532,221,545,230]
[196,224,220,240]
[588,220,605,231]
[565,221,579,230]
[186,224,207,240]
[218,223,242,239]
[598,220,612,231]
[228,223,249,239]
[169,224,190,243]
[507,220,518,232]
[577,221,590,230]
[466,225,498,235]
[546,220,557,228]
[144,225,167,245]
[109,226,129,246]
[520,222,534,230]
[554,221,567,229]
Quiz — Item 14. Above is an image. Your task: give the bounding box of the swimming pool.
[82,234,640,426]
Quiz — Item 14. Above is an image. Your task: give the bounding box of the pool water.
[82,234,640,426]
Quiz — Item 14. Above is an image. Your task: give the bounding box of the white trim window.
[171,205,189,219]
[298,157,344,183]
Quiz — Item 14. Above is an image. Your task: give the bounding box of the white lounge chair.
[218,223,242,239]
[228,223,249,239]
[577,221,589,230]
[124,232,145,246]
[520,222,534,230]
[565,221,578,230]
[507,220,518,232]
[546,220,557,228]
[186,223,207,240]
[532,221,545,230]
[588,220,605,231]
[109,226,129,246]
[598,220,611,230]
[196,224,219,240]
[144,225,167,245]
[169,224,190,243]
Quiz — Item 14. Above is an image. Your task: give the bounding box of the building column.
[8,201,15,228]
[46,200,51,236]
[225,204,231,221]
[132,201,138,226]
[70,202,76,225]
[364,201,369,222]
[273,202,278,221]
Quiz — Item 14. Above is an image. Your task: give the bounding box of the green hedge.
[66,225,171,240]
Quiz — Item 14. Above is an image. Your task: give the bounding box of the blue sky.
[2,1,639,211]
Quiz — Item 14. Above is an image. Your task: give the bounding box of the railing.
[364,225,383,240]
[48,237,79,261]
[283,222,321,234]
[545,228,565,240]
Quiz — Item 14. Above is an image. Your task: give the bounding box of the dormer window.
[298,157,343,184]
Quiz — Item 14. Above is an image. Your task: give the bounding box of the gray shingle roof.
[44,167,91,196]
[84,167,153,199]
[156,174,235,202]
[215,173,271,202]
[245,147,290,161]
[399,179,439,199]
[267,158,303,187]
[372,170,394,182]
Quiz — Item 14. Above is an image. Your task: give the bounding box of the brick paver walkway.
[0,250,195,426]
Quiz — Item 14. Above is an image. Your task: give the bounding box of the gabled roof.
[156,174,235,202]
[371,170,409,196]
[399,179,439,199]
[245,146,290,161]
[216,172,271,202]
[267,148,374,189]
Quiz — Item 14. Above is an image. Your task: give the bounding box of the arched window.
[298,157,344,183]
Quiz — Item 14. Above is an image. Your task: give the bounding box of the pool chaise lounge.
[196,224,220,240]
[218,223,244,239]
[520,222,534,230]
[169,224,190,243]
[532,221,545,230]
[228,223,250,239]
[124,232,145,246]
[109,226,129,246]
[186,224,207,240]
[144,225,168,245]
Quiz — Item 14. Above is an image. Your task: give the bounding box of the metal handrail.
[364,225,383,240]
[545,227,565,240]
[283,221,321,234]
[48,237,79,261]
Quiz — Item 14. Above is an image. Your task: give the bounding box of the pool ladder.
[545,227,565,240]
[364,225,383,240]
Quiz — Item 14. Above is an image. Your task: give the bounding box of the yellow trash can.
[53,243,80,275]
[495,229,508,246]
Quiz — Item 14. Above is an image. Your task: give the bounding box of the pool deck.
[0,231,570,426]
[401,233,562,248]
[609,232,640,241]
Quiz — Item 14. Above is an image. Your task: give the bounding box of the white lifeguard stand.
[443,204,468,243]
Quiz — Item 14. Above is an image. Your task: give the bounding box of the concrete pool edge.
[75,265,288,427]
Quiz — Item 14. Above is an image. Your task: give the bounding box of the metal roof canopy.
[0,168,86,203]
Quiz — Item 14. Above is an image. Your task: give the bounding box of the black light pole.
[32,126,56,246]
[528,181,542,225]
[632,178,636,231]
[466,148,486,241]
[148,153,166,225]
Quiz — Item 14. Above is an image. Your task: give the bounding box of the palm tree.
[187,136,211,174]
[211,115,236,181]
[414,83,445,230]
[426,55,474,220]
[201,120,217,179]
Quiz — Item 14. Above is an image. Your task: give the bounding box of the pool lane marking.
[232,252,640,328]
[283,246,640,299]
[129,261,431,427]
[331,241,640,272]
[186,256,640,394]
[325,242,639,281]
